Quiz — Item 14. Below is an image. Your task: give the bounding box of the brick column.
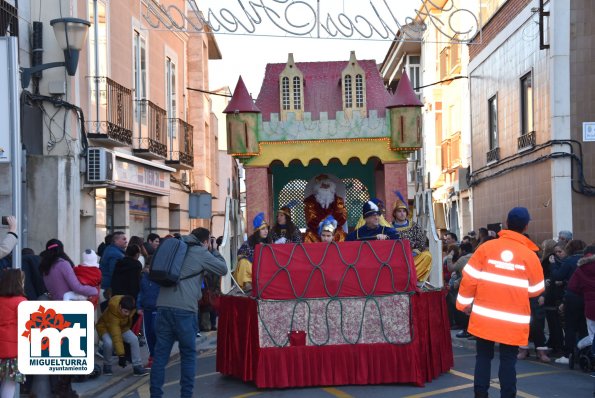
[245,166,272,234]
[383,161,408,220]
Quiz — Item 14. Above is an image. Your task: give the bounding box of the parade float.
[216,52,452,388]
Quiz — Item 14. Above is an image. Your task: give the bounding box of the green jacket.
[96,295,135,356]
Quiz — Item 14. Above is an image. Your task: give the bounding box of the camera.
[1,216,8,226]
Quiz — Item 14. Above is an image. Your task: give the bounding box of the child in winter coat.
[95,295,149,377]
[63,249,102,307]
[0,269,27,398]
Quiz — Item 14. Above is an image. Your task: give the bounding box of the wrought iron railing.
[135,100,167,158]
[168,118,194,167]
[517,131,536,151]
[88,77,133,145]
[0,0,18,37]
[486,147,500,164]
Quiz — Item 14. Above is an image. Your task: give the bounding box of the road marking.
[229,393,262,398]
[322,387,354,398]
[449,369,474,380]
[517,370,564,379]
[402,383,474,397]
[449,368,539,398]
[162,371,219,387]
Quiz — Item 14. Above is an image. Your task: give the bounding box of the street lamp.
[21,17,91,89]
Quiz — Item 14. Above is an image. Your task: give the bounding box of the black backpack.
[148,237,200,287]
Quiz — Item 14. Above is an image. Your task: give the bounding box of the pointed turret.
[386,71,423,150]
[387,71,423,108]
[225,76,261,156]
[223,76,261,113]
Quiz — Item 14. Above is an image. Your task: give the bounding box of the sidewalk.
[72,331,218,398]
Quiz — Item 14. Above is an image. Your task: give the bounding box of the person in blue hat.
[234,213,271,291]
[354,198,392,229]
[318,215,339,243]
[345,201,400,241]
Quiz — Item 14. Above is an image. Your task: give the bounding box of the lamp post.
[21,17,90,89]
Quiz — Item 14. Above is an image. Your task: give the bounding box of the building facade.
[381,2,475,240]
[468,0,595,243]
[1,0,221,259]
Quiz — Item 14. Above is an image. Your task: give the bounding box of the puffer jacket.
[0,296,27,358]
[95,295,135,356]
[567,253,595,320]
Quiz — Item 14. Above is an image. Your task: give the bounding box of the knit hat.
[318,215,338,236]
[363,200,381,218]
[507,207,531,228]
[253,212,269,231]
[81,249,99,267]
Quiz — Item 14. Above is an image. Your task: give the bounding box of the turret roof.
[387,71,423,108]
[223,76,261,113]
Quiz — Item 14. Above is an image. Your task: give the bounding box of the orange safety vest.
[456,230,544,346]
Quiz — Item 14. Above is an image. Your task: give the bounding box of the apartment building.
[381,2,475,239]
[1,0,221,257]
[468,0,595,243]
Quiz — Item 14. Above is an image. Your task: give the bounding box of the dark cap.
[363,201,381,218]
[507,207,531,228]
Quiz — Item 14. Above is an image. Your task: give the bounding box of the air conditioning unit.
[86,147,115,184]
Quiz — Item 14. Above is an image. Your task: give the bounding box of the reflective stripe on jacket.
[456,230,544,346]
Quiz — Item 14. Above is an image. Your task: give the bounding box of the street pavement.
[64,330,595,398]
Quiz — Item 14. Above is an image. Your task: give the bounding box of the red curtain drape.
[216,290,453,388]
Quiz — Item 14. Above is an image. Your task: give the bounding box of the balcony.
[133,100,167,160]
[87,77,133,147]
[1,0,19,37]
[486,147,500,164]
[166,118,194,170]
[517,131,536,151]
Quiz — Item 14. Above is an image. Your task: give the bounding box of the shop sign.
[114,159,170,195]
[583,122,595,142]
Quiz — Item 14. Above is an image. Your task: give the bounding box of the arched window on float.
[341,51,367,118]
[293,76,302,110]
[281,77,290,110]
[279,53,304,121]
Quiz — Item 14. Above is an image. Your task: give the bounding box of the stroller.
[570,335,595,373]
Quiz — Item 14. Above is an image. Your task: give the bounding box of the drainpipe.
[94,0,100,134]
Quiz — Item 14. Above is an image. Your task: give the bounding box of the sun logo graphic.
[500,250,514,263]
[18,301,94,374]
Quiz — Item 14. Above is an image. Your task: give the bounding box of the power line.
[186,87,232,97]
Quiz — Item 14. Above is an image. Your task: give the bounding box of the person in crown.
[346,201,400,241]
[234,212,271,291]
[270,201,302,244]
[303,174,347,242]
[391,191,433,282]
[318,215,339,243]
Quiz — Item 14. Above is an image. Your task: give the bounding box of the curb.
[77,332,217,398]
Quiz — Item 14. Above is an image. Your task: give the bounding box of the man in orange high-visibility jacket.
[456,207,544,398]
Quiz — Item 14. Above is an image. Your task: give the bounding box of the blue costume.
[346,200,400,241]
[346,224,400,241]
